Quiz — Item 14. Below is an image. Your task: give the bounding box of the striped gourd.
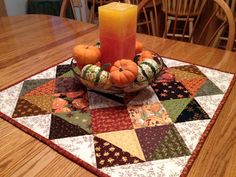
[81,64,110,87]
[136,59,159,83]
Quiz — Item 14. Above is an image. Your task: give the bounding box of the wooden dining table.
[0,15,236,177]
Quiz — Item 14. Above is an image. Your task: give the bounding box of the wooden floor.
[0,15,236,177]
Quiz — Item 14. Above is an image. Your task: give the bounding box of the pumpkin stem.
[119,67,123,72]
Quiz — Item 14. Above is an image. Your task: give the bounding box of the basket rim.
[71,52,164,93]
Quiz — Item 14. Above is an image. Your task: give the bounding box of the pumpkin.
[73,45,101,67]
[81,64,111,89]
[134,50,153,64]
[136,58,160,84]
[110,59,138,87]
[135,41,143,54]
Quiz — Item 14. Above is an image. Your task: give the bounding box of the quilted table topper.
[0,57,235,177]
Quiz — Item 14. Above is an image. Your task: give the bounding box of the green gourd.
[136,59,160,84]
[81,64,111,88]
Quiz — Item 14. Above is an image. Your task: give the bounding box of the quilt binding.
[0,55,235,177]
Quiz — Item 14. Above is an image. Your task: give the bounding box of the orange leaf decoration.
[72,98,88,110]
[66,90,85,99]
[52,98,68,110]
[55,107,71,113]
[110,59,138,87]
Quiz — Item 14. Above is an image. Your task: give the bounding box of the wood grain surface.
[0,15,97,91]
[0,15,236,177]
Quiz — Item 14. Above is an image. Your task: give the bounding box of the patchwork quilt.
[0,57,234,177]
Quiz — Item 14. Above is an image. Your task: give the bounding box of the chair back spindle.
[137,0,235,50]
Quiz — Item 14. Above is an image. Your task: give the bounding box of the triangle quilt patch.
[96,130,145,161]
[12,98,48,118]
[23,95,53,113]
[180,77,207,96]
[170,65,206,77]
[54,111,92,133]
[168,68,205,81]
[25,79,55,96]
[148,125,191,161]
[175,99,210,123]
[15,115,51,138]
[49,114,89,139]
[20,79,51,96]
[56,65,72,77]
[94,136,144,168]
[195,79,223,97]
[135,125,171,160]
[161,98,192,122]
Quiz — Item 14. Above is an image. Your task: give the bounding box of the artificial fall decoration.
[110,59,138,87]
[73,45,101,67]
[135,40,143,54]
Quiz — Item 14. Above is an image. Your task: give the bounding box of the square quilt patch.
[91,106,133,134]
[127,102,172,128]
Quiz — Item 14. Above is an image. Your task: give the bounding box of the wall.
[4,0,27,16]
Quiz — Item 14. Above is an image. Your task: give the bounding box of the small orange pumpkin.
[137,50,153,63]
[73,45,101,67]
[135,41,143,54]
[110,59,138,87]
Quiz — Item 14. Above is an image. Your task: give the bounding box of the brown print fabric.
[25,79,55,96]
[19,79,51,96]
[49,114,89,139]
[180,78,207,97]
[147,124,191,160]
[91,106,133,134]
[152,81,190,101]
[56,65,72,77]
[176,99,210,122]
[12,98,48,118]
[94,136,144,168]
[170,65,206,77]
[135,125,171,159]
[23,95,53,113]
[54,77,83,93]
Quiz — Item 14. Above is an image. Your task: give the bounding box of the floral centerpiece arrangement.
[71,2,163,93]
[71,41,163,94]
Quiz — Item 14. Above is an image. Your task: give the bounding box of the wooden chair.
[138,0,235,50]
[214,0,236,50]
[60,0,120,23]
[88,0,117,23]
[0,0,7,16]
[60,0,92,22]
[126,0,162,36]
[161,0,205,40]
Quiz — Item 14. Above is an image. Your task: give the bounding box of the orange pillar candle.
[99,2,137,66]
